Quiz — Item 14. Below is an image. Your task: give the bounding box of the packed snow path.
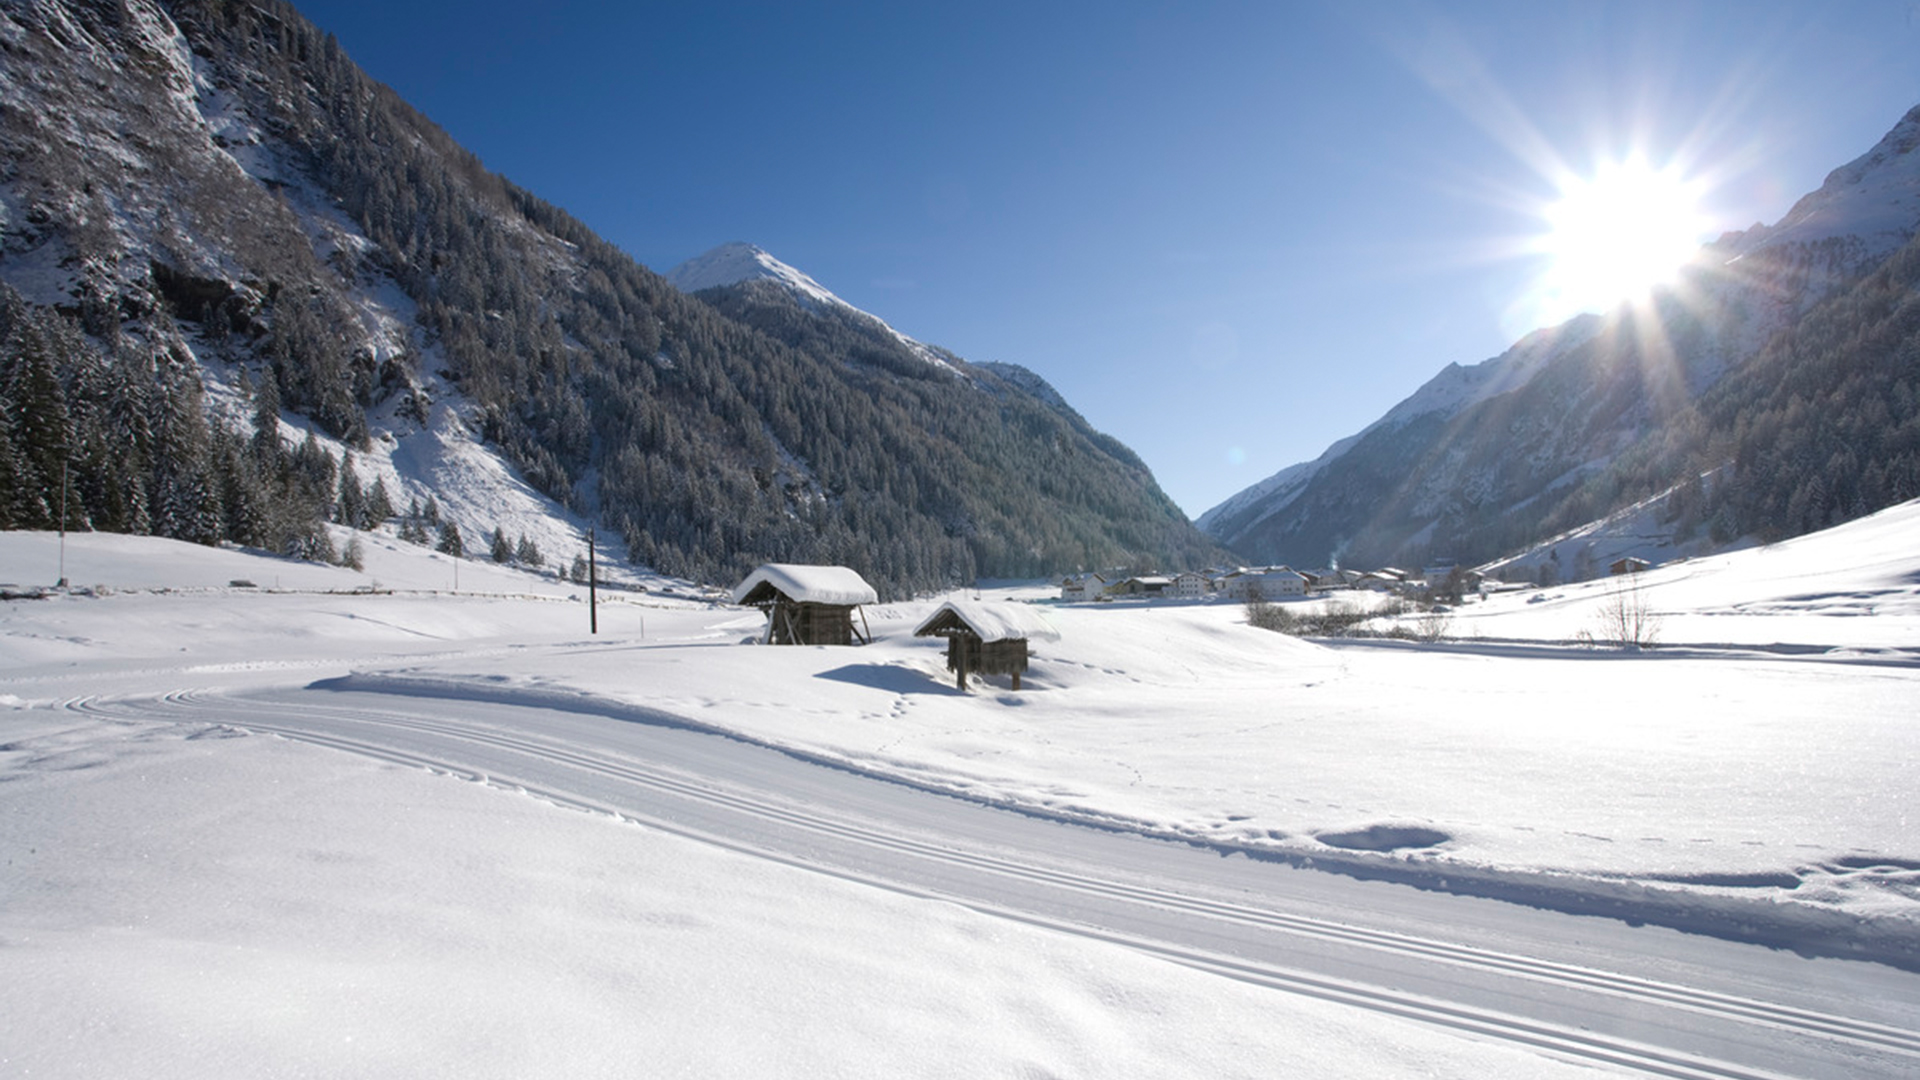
[69,685,1920,1080]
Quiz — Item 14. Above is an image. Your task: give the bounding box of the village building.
[1059,572,1108,602]
[1610,556,1652,576]
[1110,575,1173,598]
[1355,568,1408,593]
[733,563,877,645]
[1169,570,1211,599]
[1219,568,1310,601]
[913,600,1061,691]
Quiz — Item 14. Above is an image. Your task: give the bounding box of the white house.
[1220,568,1309,601]
[1170,571,1211,599]
[1059,573,1107,602]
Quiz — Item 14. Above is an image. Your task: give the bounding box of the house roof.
[732,564,878,607]
[913,600,1061,643]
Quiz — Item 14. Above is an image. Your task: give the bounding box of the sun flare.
[1533,157,1711,320]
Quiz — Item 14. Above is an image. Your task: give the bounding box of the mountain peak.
[1724,103,1920,260]
[665,242,842,309]
[665,242,963,374]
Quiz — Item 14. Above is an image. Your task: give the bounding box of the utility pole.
[588,528,598,635]
[56,457,68,588]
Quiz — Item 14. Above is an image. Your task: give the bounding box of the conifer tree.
[251,375,284,464]
[6,326,67,528]
[515,533,542,567]
[0,413,23,530]
[336,451,366,527]
[366,475,395,524]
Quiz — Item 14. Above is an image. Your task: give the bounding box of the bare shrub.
[1244,593,1295,633]
[1300,598,1368,636]
[1591,578,1662,648]
[1412,607,1453,643]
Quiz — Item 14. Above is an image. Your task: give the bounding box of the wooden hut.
[913,600,1060,691]
[733,564,878,645]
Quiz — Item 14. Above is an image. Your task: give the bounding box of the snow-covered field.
[4,502,1918,1076]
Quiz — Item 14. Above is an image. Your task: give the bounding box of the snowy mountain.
[1193,316,1601,537]
[1719,103,1920,259]
[668,241,957,373]
[0,0,1220,594]
[1202,104,1920,575]
[666,241,846,305]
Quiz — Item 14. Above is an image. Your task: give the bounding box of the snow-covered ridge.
[976,361,1070,413]
[1721,103,1920,261]
[667,242,956,373]
[666,240,843,308]
[1196,316,1601,534]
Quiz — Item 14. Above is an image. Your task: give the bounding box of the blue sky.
[293,0,1920,517]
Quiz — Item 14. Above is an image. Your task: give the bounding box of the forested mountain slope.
[1203,105,1920,575]
[0,0,1220,595]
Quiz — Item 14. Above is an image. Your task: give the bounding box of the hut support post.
[955,638,967,691]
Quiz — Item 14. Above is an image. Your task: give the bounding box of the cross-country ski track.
[63,684,1920,1080]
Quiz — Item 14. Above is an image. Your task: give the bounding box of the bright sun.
[1534,157,1710,319]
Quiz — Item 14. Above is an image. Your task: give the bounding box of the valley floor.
[3,502,1918,1076]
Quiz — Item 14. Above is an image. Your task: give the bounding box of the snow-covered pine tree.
[336,451,366,527]
[366,475,395,525]
[515,533,542,567]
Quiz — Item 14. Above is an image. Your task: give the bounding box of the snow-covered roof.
[732,564,878,607]
[914,601,1061,643]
